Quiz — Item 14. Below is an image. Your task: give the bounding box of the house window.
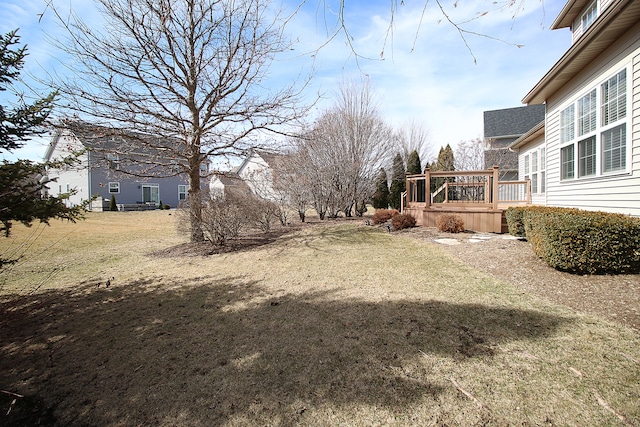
[602,124,626,173]
[531,151,538,193]
[581,1,598,33]
[178,185,187,201]
[107,153,120,170]
[602,69,626,125]
[578,89,596,136]
[540,147,546,193]
[560,105,575,144]
[524,154,530,177]
[561,145,575,180]
[559,68,628,181]
[109,182,120,193]
[578,136,596,177]
[142,184,159,204]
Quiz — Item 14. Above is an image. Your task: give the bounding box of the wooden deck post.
[425,167,431,208]
[492,166,499,210]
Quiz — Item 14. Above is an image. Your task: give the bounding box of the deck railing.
[402,166,530,211]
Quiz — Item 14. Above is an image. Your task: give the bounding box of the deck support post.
[492,166,499,210]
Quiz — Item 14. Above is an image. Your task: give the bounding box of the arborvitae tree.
[389,153,406,210]
[435,144,455,172]
[431,144,456,202]
[372,168,390,209]
[110,194,118,211]
[406,149,422,175]
[0,30,86,268]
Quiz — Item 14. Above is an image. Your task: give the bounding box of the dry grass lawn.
[1,211,639,426]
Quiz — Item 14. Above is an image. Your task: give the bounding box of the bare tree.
[394,118,434,169]
[308,78,394,217]
[454,138,485,171]
[47,0,311,242]
[314,0,538,63]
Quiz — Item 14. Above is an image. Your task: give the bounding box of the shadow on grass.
[1,277,571,426]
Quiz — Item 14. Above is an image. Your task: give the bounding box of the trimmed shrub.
[372,209,399,225]
[505,206,525,237]
[391,213,416,230]
[436,214,465,233]
[521,206,640,274]
[109,194,117,211]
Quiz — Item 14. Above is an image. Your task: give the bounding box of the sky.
[0,0,571,163]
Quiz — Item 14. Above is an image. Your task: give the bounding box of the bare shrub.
[391,213,416,230]
[372,209,399,225]
[201,194,246,246]
[247,197,281,232]
[436,214,465,233]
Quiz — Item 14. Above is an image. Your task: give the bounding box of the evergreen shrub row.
[505,206,640,274]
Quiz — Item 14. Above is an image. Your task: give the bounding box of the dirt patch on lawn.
[397,226,640,331]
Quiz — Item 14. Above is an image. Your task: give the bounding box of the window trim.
[559,66,629,182]
[108,182,120,194]
[581,1,598,33]
[178,184,188,201]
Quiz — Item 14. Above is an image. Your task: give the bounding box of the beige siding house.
[511,0,640,216]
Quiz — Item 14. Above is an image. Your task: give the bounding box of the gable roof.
[509,120,545,151]
[523,0,640,104]
[236,149,281,174]
[483,105,546,138]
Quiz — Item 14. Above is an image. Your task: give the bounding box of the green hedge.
[506,206,640,275]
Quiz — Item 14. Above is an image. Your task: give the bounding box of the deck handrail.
[404,166,531,211]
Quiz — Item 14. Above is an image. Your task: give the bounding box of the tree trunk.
[188,153,205,243]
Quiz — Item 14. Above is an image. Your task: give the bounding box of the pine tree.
[0,30,86,266]
[406,149,422,175]
[389,153,406,210]
[431,144,456,202]
[434,144,455,172]
[372,168,390,209]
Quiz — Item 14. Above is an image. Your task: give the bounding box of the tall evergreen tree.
[0,30,86,266]
[431,144,456,202]
[389,153,406,210]
[434,144,455,172]
[371,168,390,209]
[406,149,422,175]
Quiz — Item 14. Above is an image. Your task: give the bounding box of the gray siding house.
[44,123,198,210]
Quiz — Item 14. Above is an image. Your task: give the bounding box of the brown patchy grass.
[1,211,639,426]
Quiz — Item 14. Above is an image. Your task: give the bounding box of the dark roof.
[483,105,546,138]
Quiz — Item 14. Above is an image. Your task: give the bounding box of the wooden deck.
[402,167,530,234]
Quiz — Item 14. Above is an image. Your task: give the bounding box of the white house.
[511,0,640,216]
[210,150,280,200]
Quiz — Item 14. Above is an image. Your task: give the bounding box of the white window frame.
[581,1,598,33]
[178,184,188,201]
[142,183,160,204]
[108,182,120,194]
[531,151,538,194]
[540,147,546,193]
[559,67,629,181]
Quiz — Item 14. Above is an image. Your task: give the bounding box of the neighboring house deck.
[402,167,531,233]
